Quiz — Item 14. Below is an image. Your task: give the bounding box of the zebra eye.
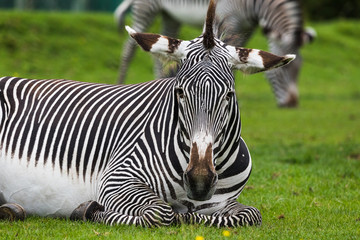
[225,91,235,101]
[175,87,185,100]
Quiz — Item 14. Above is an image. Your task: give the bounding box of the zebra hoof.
[70,200,104,222]
[0,203,26,221]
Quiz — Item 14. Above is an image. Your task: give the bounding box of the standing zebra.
[0,0,294,227]
[116,0,315,107]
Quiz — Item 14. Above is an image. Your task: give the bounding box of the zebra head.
[264,26,316,107]
[127,0,295,201]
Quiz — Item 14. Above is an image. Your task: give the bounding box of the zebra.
[115,0,315,107]
[0,0,295,227]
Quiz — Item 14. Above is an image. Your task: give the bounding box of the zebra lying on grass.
[116,0,315,107]
[0,0,294,227]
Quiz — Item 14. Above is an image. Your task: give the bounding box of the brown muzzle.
[183,143,218,201]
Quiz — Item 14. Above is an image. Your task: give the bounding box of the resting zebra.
[0,0,294,227]
[116,0,315,107]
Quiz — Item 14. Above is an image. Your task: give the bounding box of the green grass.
[0,11,359,239]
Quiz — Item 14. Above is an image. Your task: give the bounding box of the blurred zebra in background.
[115,0,315,107]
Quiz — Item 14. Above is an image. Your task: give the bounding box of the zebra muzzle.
[183,143,218,201]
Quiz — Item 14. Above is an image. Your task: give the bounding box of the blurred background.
[0,0,119,12]
[0,0,359,19]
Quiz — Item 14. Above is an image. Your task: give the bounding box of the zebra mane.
[203,0,216,50]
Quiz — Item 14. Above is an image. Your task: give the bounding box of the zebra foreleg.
[156,12,182,78]
[71,200,176,227]
[210,200,262,227]
[0,203,26,221]
[71,181,176,227]
[117,1,160,84]
[90,201,176,227]
[176,200,261,227]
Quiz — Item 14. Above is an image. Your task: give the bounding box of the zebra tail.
[114,0,134,32]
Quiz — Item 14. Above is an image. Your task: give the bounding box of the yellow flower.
[195,236,205,240]
[222,230,231,237]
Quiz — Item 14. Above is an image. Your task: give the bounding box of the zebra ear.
[302,27,317,45]
[126,26,188,62]
[227,46,296,74]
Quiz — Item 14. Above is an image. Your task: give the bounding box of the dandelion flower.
[195,235,205,240]
[222,230,231,237]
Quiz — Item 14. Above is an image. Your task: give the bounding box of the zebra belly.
[0,155,96,217]
[162,3,207,26]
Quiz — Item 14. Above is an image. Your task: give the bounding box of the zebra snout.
[183,168,218,201]
[279,85,299,108]
[183,141,217,201]
[281,94,298,107]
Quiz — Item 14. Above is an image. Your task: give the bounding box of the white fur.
[285,54,296,61]
[247,49,265,68]
[151,37,190,62]
[0,153,97,217]
[125,25,136,35]
[150,37,171,53]
[192,131,213,159]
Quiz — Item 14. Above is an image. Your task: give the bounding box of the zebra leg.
[117,1,160,84]
[118,35,140,84]
[156,12,182,78]
[91,200,175,227]
[71,180,176,227]
[70,200,104,222]
[211,200,262,227]
[0,203,26,221]
[177,200,261,227]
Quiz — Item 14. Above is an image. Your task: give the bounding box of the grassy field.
[0,11,359,240]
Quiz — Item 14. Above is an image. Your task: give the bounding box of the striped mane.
[203,0,216,50]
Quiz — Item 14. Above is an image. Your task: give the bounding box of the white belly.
[0,155,97,217]
[162,3,207,26]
